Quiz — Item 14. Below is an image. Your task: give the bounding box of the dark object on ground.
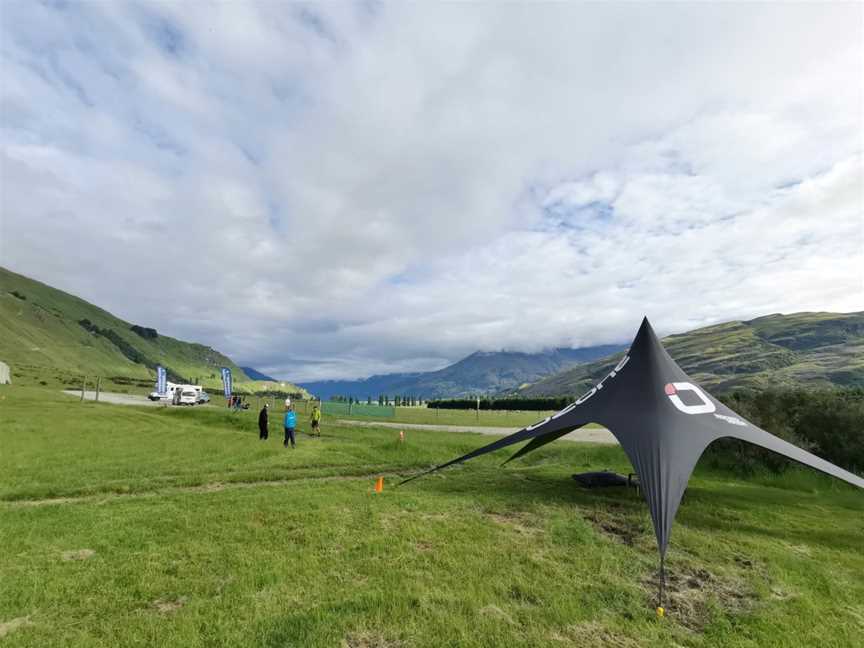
[403,317,864,609]
[572,471,628,488]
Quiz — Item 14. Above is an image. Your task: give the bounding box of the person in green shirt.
[310,405,322,437]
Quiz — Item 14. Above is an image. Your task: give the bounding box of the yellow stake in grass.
[656,606,665,618]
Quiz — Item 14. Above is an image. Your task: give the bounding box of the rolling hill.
[518,312,864,397]
[299,345,625,400]
[0,266,308,395]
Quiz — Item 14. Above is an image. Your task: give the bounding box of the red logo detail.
[664,383,677,396]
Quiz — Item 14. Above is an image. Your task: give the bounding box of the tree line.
[426,397,573,411]
[328,395,424,406]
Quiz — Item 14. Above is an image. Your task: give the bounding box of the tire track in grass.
[1,466,412,508]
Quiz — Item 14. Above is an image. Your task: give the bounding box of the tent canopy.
[403,318,864,562]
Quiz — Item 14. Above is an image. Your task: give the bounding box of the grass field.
[1,385,863,646]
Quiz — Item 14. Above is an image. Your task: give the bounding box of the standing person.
[310,404,322,437]
[284,405,297,449]
[258,403,269,440]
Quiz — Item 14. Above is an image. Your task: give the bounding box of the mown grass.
[1,385,862,647]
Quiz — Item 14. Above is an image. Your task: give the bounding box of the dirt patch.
[549,621,640,647]
[152,596,188,614]
[486,511,542,536]
[341,632,403,648]
[414,540,433,552]
[586,510,645,547]
[0,616,33,639]
[61,549,95,561]
[644,565,752,631]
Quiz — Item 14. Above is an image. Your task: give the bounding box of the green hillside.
[518,312,864,397]
[0,266,307,396]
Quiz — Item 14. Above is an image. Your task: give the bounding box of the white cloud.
[1,1,862,381]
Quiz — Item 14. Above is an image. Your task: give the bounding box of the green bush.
[707,388,864,476]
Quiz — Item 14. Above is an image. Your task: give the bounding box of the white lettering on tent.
[526,355,631,431]
[526,417,552,431]
[574,354,630,405]
[665,382,715,415]
[714,413,747,427]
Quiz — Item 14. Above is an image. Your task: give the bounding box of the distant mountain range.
[6,266,859,402]
[518,312,864,397]
[0,266,308,396]
[241,367,277,382]
[299,345,625,400]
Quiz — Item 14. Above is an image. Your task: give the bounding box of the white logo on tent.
[664,382,715,415]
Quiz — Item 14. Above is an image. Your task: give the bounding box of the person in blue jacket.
[284,405,297,449]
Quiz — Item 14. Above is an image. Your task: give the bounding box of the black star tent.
[402,318,864,605]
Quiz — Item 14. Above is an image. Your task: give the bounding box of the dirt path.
[334,419,618,445]
[61,390,164,406]
[61,390,214,407]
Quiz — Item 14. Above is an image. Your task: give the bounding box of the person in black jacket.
[258,403,269,440]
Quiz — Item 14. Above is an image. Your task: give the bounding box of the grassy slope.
[1,385,862,646]
[0,267,307,396]
[520,312,864,397]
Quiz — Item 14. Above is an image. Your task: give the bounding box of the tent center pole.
[658,554,666,610]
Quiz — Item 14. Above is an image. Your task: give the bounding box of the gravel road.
[334,419,617,445]
[61,390,208,407]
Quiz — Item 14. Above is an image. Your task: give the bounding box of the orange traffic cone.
[374,477,384,493]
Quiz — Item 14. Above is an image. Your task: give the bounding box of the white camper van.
[149,382,203,404]
[149,381,178,401]
[178,388,199,406]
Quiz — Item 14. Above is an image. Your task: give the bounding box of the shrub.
[707,388,864,476]
[130,325,158,339]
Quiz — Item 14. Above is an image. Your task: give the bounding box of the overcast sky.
[1,2,862,381]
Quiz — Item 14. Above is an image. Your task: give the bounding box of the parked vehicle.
[197,391,210,404]
[179,389,199,406]
[149,382,178,401]
[148,382,203,405]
